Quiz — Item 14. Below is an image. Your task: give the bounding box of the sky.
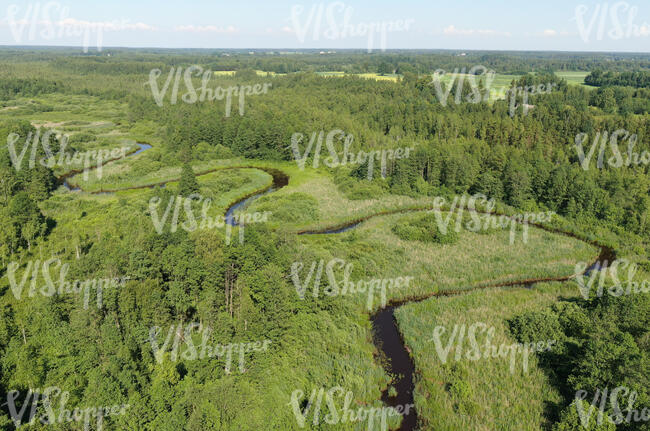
[0,0,648,52]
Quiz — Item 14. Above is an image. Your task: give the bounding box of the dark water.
[298,222,362,235]
[225,187,274,226]
[224,169,289,226]
[371,306,418,430]
[584,246,616,277]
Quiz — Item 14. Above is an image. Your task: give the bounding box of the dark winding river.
[62,151,613,431]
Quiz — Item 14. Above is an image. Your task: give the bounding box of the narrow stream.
[372,305,418,430]
[60,151,613,431]
[289,197,615,431]
[296,212,614,431]
[224,169,288,226]
[368,243,614,431]
[60,143,152,191]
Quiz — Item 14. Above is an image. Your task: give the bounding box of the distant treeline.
[0,78,66,99]
[585,70,650,88]
[1,48,650,76]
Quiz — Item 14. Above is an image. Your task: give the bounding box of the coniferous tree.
[178,163,200,196]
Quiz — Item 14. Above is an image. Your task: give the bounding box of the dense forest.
[585,70,650,89]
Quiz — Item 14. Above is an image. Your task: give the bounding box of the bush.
[68,131,97,144]
[448,365,480,415]
[391,213,459,244]
[214,144,234,159]
[508,310,565,345]
[552,400,616,431]
[337,178,387,200]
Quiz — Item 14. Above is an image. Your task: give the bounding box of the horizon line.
[0,44,649,55]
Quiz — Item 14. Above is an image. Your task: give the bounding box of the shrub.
[391,213,459,244]
[552,400,616,431]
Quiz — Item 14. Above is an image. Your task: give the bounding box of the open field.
[316,71,400,81]
[213,70,287,77]
[554,71,590,86]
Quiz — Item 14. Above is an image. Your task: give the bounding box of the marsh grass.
[0,94,127,124]
[69,157,302,193]
[395,282,579,430]
[295,212,599,310]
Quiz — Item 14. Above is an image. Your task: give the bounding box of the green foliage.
[510,289,650,429]
[178,163,200,196]
[448,365,480,416]
[553,400,617,431]
[391,213,459,244]
[509,309,564,345]
[585,70,650,88]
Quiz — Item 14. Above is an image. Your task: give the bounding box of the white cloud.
[281,26,294,34]
[443,25,511,37]
[539,29,571,37]
[174,25,238,34]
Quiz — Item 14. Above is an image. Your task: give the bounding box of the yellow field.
[316,71,399,82]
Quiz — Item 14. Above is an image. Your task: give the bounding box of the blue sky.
[0,0,648,52]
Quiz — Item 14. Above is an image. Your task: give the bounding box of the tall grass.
[395,282,578,430]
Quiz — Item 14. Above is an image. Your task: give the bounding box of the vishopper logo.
[7,130,128,179]
[289,2,414,52]
[289,386,414,430]
[575,129,649,170]
[4,2,153,52]
[290,258,414,310]
[146,65,271,116]
[429,66,497,106]
[574,386,649,428]
[1,386,129,429]
[6,258,128,309]
[505,83,557,118]
[429,66,557,117]
[290,129,414,180]
[147,193,271,245]
[429,322,556,374]
[148,323,272,374]
[573,2,650,43]
[429,194,555,245]
[574,258,650,299]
